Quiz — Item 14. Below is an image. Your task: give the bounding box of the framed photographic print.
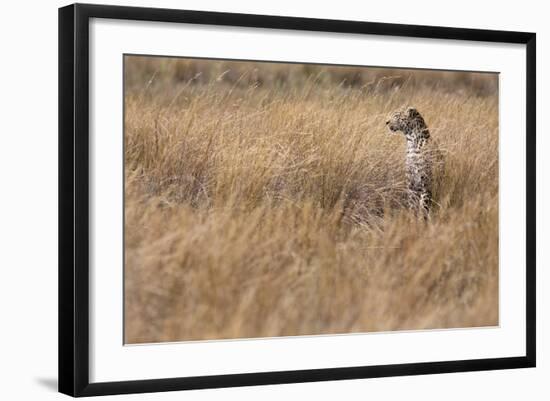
[58,3,536,397]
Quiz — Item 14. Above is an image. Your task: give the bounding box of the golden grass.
[124,56,499,344]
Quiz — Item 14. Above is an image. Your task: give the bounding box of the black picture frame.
[59,3,536,397]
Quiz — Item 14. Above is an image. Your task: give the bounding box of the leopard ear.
[406,107,418,117]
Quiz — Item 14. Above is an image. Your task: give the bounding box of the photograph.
[123,55,499,344]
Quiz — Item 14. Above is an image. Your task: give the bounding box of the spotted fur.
[386,107,439,217]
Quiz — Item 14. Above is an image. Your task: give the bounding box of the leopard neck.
[405,127,430,152]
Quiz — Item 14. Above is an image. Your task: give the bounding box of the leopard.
[386,106,443,217]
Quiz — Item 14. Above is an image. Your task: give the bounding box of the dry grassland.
[124,56,499,343]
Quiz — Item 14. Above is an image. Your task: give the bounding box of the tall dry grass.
[124,56,499,344]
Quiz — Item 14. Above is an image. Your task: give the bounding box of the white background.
[0,0,547,399]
